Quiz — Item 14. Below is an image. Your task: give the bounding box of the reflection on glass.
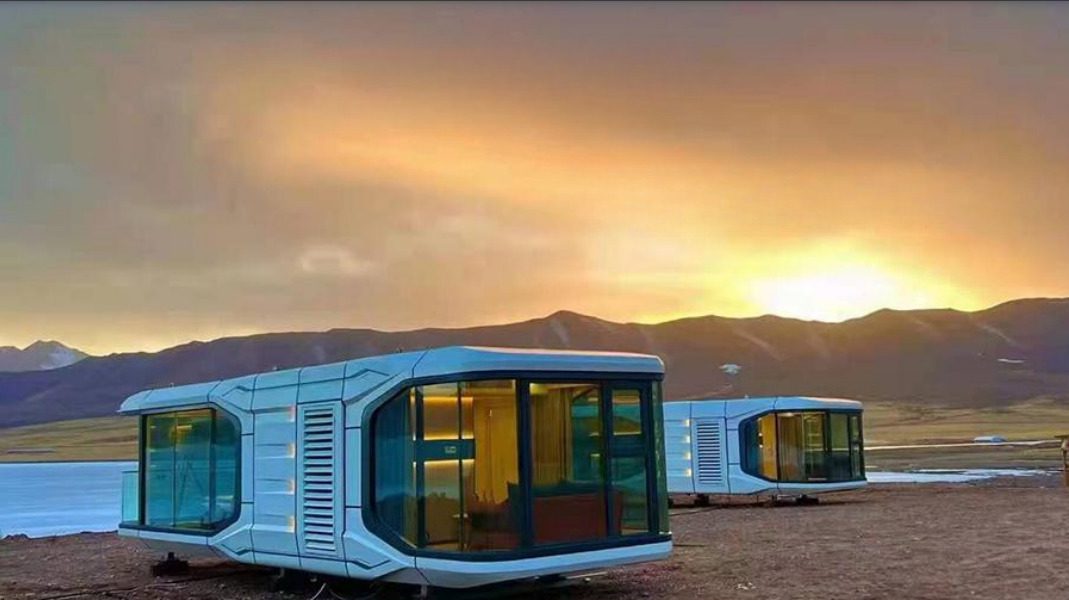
[802,413,827,481]
[372,377,663,554]
[742,411,865,483]
[140,409,239,530]
[145,413,175,527]
[651,382,670,535]
[849,413,864,479]
[530,382,607,544]
[460,380,519,551]
[828,413,851,480]
[373,389,418,545]
[611,389,648,535]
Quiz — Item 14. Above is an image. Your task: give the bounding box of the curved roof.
[119,345,663,414]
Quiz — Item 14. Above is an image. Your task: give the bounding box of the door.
[607,385,652,535]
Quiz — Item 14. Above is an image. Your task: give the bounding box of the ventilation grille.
[694,420,725,485]
[301,407,336,554]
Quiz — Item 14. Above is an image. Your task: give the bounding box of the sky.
[3,2,1069,355]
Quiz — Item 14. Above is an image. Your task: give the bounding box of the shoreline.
[0,457,136,465]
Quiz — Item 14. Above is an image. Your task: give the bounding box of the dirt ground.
[3,476,1068,600]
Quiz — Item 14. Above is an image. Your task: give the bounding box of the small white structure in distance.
[973,435,1008,443]
[664,396,866,502]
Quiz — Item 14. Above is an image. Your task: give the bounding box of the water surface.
[0,461,135,538]
[866,468,1053,483]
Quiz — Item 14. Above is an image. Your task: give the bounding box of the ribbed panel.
[301,408,336,554]
[695,420,725,485]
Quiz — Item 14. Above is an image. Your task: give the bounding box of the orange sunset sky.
[2,2,1069,354]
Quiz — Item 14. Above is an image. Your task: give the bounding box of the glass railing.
[121,470,139,525]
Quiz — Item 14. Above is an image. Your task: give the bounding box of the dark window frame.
[364,370,670,561]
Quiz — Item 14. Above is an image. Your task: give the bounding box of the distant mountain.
[2,298,1069,428]
[0,340,88,373]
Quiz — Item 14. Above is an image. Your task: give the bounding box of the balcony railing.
[121,469,139,525]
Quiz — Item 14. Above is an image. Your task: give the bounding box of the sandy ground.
[3,476,1068,600]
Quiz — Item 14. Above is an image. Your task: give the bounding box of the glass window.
[611,388,649,535]
[741,410,864,483]
[371,376,665,555]
[849,413,864,479]
[145,413,176,527]
[651,382,670,535]
[828,413,851,481]
[529,382,607,545]
[419,383,462,551]
[373,381,522,552]
[461,380,520,551]
[140,408,239,531]
[372,389,418,545]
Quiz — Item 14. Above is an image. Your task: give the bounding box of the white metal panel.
[298,363,346,404]
[662,403,694,494]
[343,508,413,580]
[415,541,672,588]
[413,346,664,380]
[341,353,423,428]
[344,428,362,507]
[251,404,298,556]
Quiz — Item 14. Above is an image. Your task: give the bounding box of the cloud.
[297,246,376,278]
[1,3,1069,352]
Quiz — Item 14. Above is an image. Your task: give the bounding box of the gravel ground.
[2,476,1067,600]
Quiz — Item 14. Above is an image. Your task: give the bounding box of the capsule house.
[117,347,671,588]
[664,397,865,499]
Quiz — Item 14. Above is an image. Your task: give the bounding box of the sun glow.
[747,245,979,322]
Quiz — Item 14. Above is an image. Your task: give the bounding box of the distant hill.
[0,341,88,373]
[2,298,1069,428]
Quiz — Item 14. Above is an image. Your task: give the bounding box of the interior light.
[682,419,691,427]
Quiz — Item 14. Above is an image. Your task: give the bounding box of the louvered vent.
[301,407,337,554]
[694,420,725,485]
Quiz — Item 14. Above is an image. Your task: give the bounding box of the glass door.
[607,385,651,535]
[802,412,828,481]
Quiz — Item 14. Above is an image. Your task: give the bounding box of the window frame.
[127,406,243,535]
[739,409,865,484]
[363,370,670,561]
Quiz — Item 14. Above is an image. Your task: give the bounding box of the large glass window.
[530,382,607,544]
[372,376,667,556]
[139,408,239,531]
[373,380,522,552]
[741,410,864,483]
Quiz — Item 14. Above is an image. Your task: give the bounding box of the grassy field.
[0,416,137,462]
[863,399,1069,445]
[3,399,1069,465]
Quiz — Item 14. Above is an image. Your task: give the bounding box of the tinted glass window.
[372,376,667,555]
[141,409,239,531]
[741,410,864,483]
[529,382,607,544]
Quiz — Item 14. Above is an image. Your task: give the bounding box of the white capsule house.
[117,346,672,588]
[663,397,865,500]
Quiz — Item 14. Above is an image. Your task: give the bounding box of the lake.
[0,461,136,538]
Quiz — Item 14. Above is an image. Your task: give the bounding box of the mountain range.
[2,297,1069,429]
[0,341,87,373]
